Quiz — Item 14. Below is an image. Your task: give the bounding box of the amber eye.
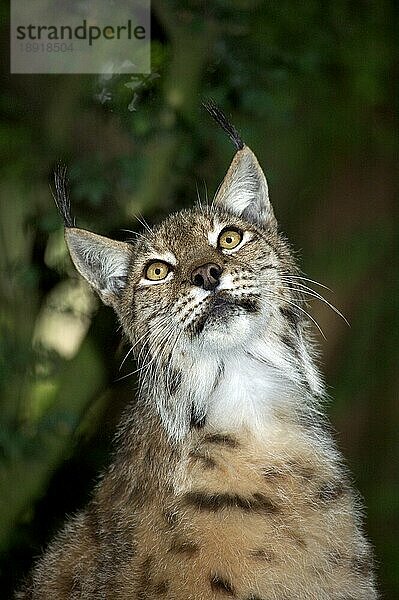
[145,261,169,281]
[218,229,243,250]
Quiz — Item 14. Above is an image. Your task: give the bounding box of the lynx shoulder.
[17,105,377,599]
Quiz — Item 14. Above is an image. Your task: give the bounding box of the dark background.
[1,1,397,597]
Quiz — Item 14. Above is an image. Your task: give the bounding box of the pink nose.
[191,263,222,291]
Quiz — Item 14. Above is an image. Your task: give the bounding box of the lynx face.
[63,146,322,439]
[121,208,293,355]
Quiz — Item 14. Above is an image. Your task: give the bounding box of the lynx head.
[55,106,325,440]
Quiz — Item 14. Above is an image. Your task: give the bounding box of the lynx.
[17,103,377,599]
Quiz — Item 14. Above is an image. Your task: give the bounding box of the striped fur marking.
[249,548,275,562]
[203,433,239,448]
[137,556,152,600]
[210,573,236,596]
[183,491,278,513]
[169,537,199,557]
[189,449,217,469]
[279,306,300,328]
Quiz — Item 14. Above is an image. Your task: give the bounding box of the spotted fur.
[16,122,377,598]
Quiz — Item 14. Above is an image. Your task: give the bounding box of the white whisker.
[267,290,327,340]
[281,281,350,326]
[133,213,152,234]
[282,274,331,291]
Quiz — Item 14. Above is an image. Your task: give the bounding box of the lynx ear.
[65,228,132,308]
[214,147,277,230]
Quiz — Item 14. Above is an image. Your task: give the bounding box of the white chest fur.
[177,348,300,439]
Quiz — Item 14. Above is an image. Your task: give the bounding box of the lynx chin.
[17,103,377,599]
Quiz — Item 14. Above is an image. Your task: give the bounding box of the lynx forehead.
[17,104,377,599]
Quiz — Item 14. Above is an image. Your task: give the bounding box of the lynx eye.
[218,228,242,250]
[145,261,169,281]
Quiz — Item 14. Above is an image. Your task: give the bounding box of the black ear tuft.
[52,164,76,228]
[202,99,244,152]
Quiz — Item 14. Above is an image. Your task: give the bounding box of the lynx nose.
[191,263,222,291]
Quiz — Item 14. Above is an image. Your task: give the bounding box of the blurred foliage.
[0,0,397,597]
